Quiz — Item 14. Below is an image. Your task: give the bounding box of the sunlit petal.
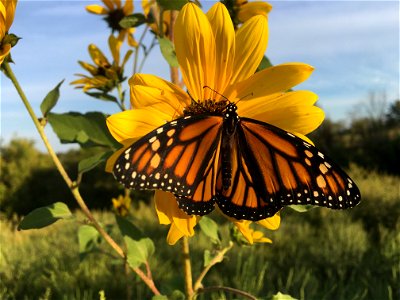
[230,15,268,84]
[237,2,272,23]
[123,0,133,14]
[88,44,109,67]
[206,2,235,96]
[257,213,280,230]
[175,3,216,101]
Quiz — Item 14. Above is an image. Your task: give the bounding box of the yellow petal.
[0,43,11,65]
[86,4,108,15]
[233,220,253,244]
[230,15,268,84]
[253,105,325,135]
[228,63,315,101]
[108,35,121,65]
[237,2,272,23]
[175,3,216,101]
[126,30,138,47]
[4,0,17,31]
[154,191,175,224]
[88,44,109,67]
[166,223,186,245]
[257,213,280,230]
[78,61,98,75]
[102,0,114,10]
[129,74,190,109]
[206,2,235,96]
[123,0,133,14]
[114,0,122,9]
[237,90,318,119]
[293,133,314,145]
[106,106,171,142]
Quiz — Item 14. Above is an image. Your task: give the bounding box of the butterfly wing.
[216,117,361,221]
[113,114,224,215]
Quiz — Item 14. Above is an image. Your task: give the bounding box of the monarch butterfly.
[113,99,360,221]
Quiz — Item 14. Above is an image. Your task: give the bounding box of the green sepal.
[40,80,64,117]
[156,0,188,11]
[47,112,120,149]
[198,216,221,244]
[2,33,21,47]
[18,202,72,230]
[119,13,147,29]
[85,92,118,103]
[158,37,179,67]
[257,55,273,72]
[115,215,155,268]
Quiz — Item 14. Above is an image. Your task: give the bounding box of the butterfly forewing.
[113,115,224,213]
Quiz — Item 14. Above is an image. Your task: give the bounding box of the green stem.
[3,62,161,296]
[181,237,194,299]
[117,83,126,111]
[133,25,149,75]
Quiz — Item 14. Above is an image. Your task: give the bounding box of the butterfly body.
[113,100,361,221]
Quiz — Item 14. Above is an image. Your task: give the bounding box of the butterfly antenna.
[234,92,254,105]
[203,85,230,103]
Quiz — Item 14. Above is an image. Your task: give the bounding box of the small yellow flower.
[71,35,132,92]
[234,217,280,244]
[0,0,18,65]
[142,0,171,37]
[112,194,131,216]
[106,3,323,244]
[222,0,272,27]
[86,0,137,47]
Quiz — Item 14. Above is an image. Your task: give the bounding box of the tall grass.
[1,166,399,299]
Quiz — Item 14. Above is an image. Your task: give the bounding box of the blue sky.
[1,1,399,152]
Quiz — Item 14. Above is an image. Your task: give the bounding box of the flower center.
[104,9,125,32]
[183,99,230,116]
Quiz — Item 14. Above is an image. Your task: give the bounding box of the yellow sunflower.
[71,35,132,92]
[142,0,171,37]
[86,0,137,47]
[222,0,272,27]
[106,2,323,245]
[112,194,131,217]
[0,0,18,65]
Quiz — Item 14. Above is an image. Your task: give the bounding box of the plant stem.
[133,25,149,75]
[196,286,258,300]
[181,236,194,299]
[4,62,160,296]
[193,242,233,292]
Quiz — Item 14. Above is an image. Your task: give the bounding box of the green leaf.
[40,80,64,117]
[203,249,212,267]
[157,0,188,11]
[288,205,314,213]
[198,216,220,244]
[47,112,120,149]
[78,151,113,174]
[271,292,298,300]
[257,55,273,72]
[78,224,100,259]
[119,13,147,29]
[85,92,118,103]
[18,202,72,230]
[115,215,155,268]
[158,37,179,67]
[169,290,185,300]
[152,296,168,300]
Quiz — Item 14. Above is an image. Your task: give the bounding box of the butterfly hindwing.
[215,117,360,220]
[113,114,224,214]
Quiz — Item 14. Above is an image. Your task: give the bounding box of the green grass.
[1,166,399,300]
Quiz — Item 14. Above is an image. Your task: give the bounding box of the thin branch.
[133,25,149,75]
[4,62,160,296]
[193,242,233,291]
[196,286,258,300]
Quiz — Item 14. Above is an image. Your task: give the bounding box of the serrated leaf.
[288,205,314,213]
[78,151,113,174]
[40,80,64,117]
[271,292,298,300]
[157,0,188,10]
[199,216,221,243]
[85,92,118,103]
[158,37,179,67]
[18,202,72,230]
[47,112,120,149]
[115,215,155,268]
[78,225,100,258]
[119,13,147,29]
[257,55,273,72]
